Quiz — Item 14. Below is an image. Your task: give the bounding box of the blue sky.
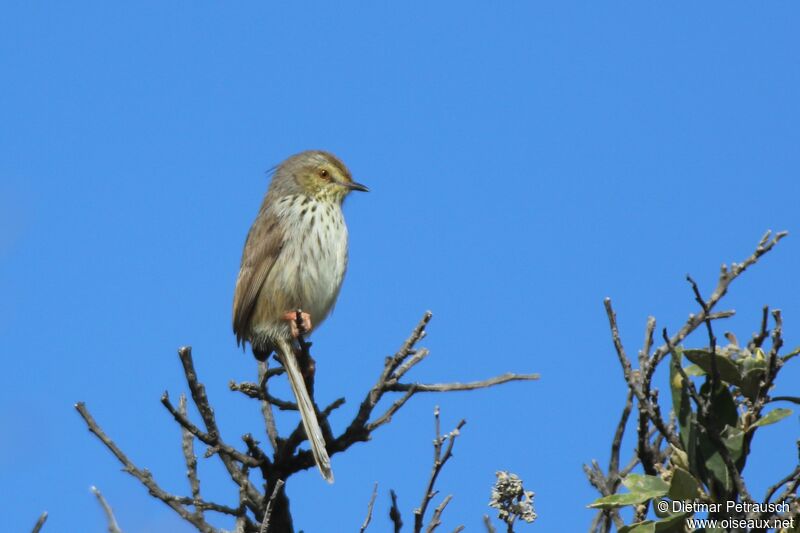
[2,2,799,532]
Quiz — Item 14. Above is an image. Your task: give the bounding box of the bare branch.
[74,402,220,533]
[263,311,538,479]
[179,394,202,509]
[413,408,466,533]
[649,230,787,371]
[764,464,800,504]
[258,361,279,451]
[609,389,634,483]
[175,347,262,509]
[229,380,298,411]
[392,348,431,381]
[686,274,720,391]
[161,391,260,467]
[79,312,537,532]
[395,312,433,372]
[31,512,48,533]
[390,490,404,533]
[638,316,656,369]
[367,386,418,432]
[764,309,784,395]
[426,494,453,532]
[91,486,123,533]
[259,479,285,533]
[749,306,771,351]
[604,298,680,448]
[321,397,346,416]
[360,483,379,533]
[386,374,539,393]
[774,467,800,510]
[368,374,537,432]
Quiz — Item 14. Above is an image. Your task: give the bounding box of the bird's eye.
[319,169,330,179]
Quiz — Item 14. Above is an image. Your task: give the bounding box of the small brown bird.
[233,150,368,482]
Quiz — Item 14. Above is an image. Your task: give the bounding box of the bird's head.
[276,150,369,202]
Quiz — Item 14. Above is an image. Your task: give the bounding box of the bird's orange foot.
[283,310,312,338]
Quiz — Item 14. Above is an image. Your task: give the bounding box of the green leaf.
[700,382,738,429]
[684,364,705,376]
[669,445,689,471]
[722,426,744,463]
[588,492,651,509]
[682,349,742,385]
[739,367,766,401]
[737,353,767,401]
[654,512,691,532]
[668,468,700,500]
[700,445,730,493]
[619,522,656,533]
[698,425,744,493]
[738,353,767,372]
[622,474,671,494]
[588,476,669,509]
[751,408,793,428]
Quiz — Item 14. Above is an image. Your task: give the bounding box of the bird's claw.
[284,310,312,338]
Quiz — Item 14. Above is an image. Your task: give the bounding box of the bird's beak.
[347,181,370,192]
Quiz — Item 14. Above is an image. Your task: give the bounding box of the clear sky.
[2,2,799,532]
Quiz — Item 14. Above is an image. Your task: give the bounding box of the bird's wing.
[232,208,285,346]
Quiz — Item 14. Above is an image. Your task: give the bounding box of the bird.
[232,150,368,483]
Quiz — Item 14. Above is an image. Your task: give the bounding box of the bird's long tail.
[275,337,334,483]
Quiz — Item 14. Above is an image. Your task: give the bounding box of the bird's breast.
[267,196,349,329]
